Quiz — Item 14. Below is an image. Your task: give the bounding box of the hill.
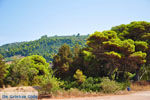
[0,35,88,61]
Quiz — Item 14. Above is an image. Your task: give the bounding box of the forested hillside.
[0,35,88,61]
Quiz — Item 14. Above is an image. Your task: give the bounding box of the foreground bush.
[62,81,78,90]
[62,77,101,92]
[79,77,101,92]
[39,75,61,95]
[100,77,120,93]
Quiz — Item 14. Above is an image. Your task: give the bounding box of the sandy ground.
[44,91,150,100]
[0,86,38,92]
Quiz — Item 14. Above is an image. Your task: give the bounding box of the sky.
[0,0,150,46]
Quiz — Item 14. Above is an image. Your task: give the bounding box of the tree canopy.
[6,55,51,86]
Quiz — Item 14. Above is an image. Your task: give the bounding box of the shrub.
[118,81,131,90]
[62,81,78,90]
[62,77,102,92]
[79,77,101,92]
[39,75,61,95]
[100,77,120,93]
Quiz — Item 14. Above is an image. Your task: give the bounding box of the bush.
[79,77,101,92]
[62,77,102,92]
[100,77,120,93]
[39,75,61,95]
[62,81,78,90]
[118,81,131,90]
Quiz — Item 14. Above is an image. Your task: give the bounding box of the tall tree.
[86,30,147,80]
[111,21,150,80]
[53,44,73,79]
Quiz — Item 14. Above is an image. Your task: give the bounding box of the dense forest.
[0,35,88,61]
[0,21,150,94]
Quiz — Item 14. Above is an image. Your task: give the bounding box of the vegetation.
[5,55,51,86]
[0,21,150,96]
[73,69,86,84]
[53,44,73,79]
[0,54,8,87]
[0,35,88,62]
[100,77,120,93]
[39,75,61,95]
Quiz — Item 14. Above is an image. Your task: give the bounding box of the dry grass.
[50,88,105,99]
[131,81,150,91]
[49,89,131,99]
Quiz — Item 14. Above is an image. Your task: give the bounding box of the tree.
[53,44,73,79]
[111,21,150,80]
[6,55,50,86]
[73,44,80,59]
[86,29,147,81]
[0,54,7,87]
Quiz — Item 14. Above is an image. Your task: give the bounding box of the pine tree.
[53,44,73,79]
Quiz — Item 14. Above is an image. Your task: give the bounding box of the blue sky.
[0,0,150,46]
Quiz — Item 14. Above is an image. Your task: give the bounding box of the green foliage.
[118,81,131,90]
[39,75,61,94]
[74,69,86,84]
[111,21,150,69]
[130,51,146,59]
[135,41,148,51]
[129,51,147,64]
[1,21,150,94]
[79,77,101,92]
[111,24,129,39]
[61,77,102,92]
[86,31,118,48]
[112,21,150,41]
[61,81,78,90]
[84,21,150,81]
[0,35,88,61]
[104,51,121,59]
[83,50,94,61]
[103,39,135,54]
[53,44,73,79]
[100,77,120,93]
[0,54,8,87]
[124,72,136,80]
[5,55,51,86]
[141,33,150,40]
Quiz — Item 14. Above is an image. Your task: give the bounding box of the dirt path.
[43,91,150,100]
